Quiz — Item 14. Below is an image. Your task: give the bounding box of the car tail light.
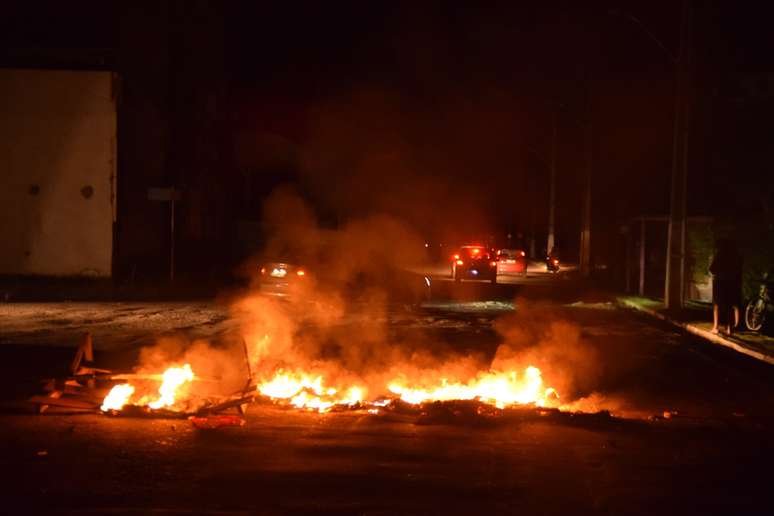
[296,270,306,277]
[456,259,464,265]
[270,267,287,278]
[520,251,526,257]
[553,259,559,265]
[260,267,266,275]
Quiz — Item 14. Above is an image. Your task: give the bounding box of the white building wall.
[0,69,116,277]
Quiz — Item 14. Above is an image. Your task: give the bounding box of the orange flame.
[101,383,135,411]
[257,371,365,412]
[388,366,558,408]
[100,364,195,413]
[101,358,558,416]
[148,364,195,409]
[256,366,557,413]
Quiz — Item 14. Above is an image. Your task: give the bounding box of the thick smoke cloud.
[234,189,604,404]
[493,303,601,400]
[129,189,612,414]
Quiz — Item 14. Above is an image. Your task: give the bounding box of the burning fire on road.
[36,193,603,421]
[253,365,558,413]
[97,361,559,416]
[36,292,594,421]
[100,364,195,413]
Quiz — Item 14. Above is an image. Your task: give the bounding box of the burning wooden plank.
[29,395,99,411]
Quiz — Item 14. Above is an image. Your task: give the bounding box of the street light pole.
[580,116,592,277]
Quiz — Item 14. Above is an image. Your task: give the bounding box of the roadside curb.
[617,298,774,366]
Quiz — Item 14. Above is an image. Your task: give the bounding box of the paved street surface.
[0,301,234,349]
[1,280,773,515]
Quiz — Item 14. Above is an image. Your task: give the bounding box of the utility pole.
[580,118,592,277]
[664,0,692,309]
[579,64,593,277]
[170,196,176,282]
[547,108,557,256]
[609,3,692,308]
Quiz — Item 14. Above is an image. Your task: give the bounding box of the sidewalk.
[618,296,774,366]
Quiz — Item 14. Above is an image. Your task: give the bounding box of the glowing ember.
[290,391,334,412]
[101,383,135,411]
[148,364,195,409]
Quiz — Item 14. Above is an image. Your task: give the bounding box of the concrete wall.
[0,69,116,277]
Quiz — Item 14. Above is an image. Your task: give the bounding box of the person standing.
[709,238,743,335]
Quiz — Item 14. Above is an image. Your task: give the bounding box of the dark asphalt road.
[3,404,771,515]
[1,283,773,515]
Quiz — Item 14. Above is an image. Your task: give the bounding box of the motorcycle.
[744,274,773,332]
[546,256,560,273]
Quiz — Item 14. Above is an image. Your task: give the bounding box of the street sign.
[148,187,182,202]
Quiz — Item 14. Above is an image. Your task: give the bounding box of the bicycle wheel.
[745,299,766,332]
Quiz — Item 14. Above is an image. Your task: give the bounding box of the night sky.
[2,0,772,264]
